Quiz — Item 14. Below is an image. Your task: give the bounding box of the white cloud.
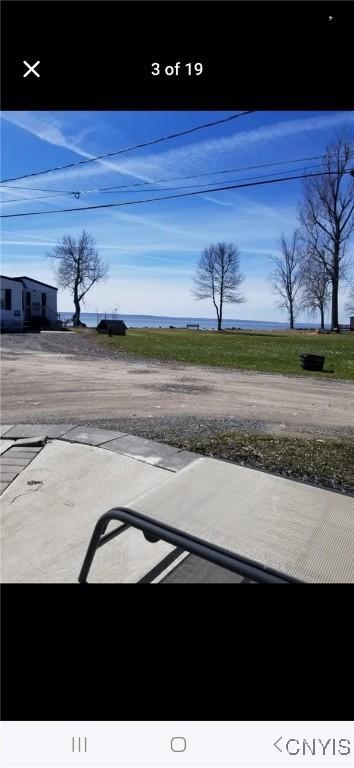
[1,112,93,155]
[3,110,354,195]
[201,195,236,208]
[109,111,354,182]
[111,210,194,237]
[1,111,155,185]
[1,229,58,243]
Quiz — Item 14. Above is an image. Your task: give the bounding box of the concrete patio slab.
[1,439,174,583]
[0,425,13,437]
[2,422,353,583]
[88,528,175,584]
[0,440,14,455]
[104,434,198,471]
[4,424,75,439]
[60,426,126,446]
[132,457,354,583]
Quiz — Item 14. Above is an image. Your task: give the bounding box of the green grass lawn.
[168,432,354,494]
[98,328,354,380]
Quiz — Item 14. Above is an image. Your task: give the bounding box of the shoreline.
[59,320,332,333]
[70,325,338,336]
[57,312,334,332]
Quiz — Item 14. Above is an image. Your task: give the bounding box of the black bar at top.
[1,1,354,110]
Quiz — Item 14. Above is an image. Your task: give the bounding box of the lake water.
[58,312,327,331]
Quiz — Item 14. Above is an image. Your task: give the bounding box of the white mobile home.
[0,275,58,331]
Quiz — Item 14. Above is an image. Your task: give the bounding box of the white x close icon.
[23,60,40,78]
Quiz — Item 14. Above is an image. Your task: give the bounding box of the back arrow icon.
[274,737,283,753]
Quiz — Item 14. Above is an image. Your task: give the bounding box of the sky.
[1,110,354,321]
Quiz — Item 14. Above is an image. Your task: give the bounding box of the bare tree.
[192,242,245,330]
[300,259,331,329]
[269,230,305,328]
[299,134,354,329]
[48,230,108,326]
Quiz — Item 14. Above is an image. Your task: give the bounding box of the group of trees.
[270,135,354,329]
[269,231,332,330]
[193,134,354,330]
[48,134,353,331]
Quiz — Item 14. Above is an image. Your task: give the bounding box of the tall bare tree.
[192,242,245,330]
[48,230,108,326]
[300,259,331,329]
[269,230,305,328]
[299,134,354,329]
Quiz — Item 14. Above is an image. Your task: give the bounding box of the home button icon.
[171,737,187,752]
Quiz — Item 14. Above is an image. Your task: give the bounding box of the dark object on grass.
[96,319,126,335]
[299,353,325,371]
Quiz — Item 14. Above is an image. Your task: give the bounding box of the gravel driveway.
[1,331,354,440]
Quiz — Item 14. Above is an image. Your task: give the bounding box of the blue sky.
[1,110,353,321]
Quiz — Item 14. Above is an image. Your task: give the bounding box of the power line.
[2,147,353,204]
[2,149,351,197]
[1,148,353,205]
[1,192,82,205]
[2,168,352,219]
[0,160,342,204]
[98,161,348,194]
[0,184,77,193]
[0,111,254,185]
[97,151,352,192]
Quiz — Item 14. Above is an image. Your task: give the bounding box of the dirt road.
[1,332,353,437]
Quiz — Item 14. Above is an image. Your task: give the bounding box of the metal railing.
[78,506,301,584]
